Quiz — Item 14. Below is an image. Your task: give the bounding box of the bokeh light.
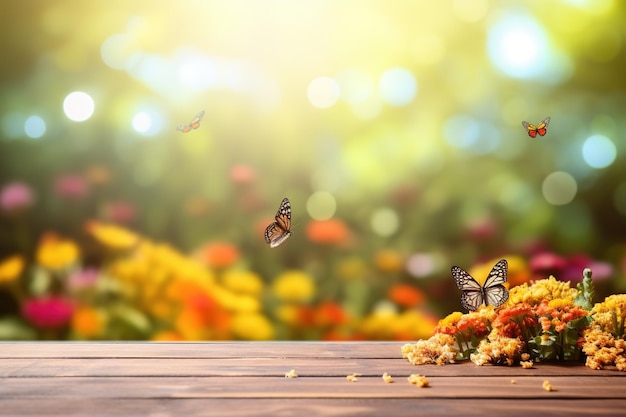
[307,77,340,109]
[24,115,46,139]
[63,91,95,122]
[378,67,417,106]
[582,134,617,169]
[542,171,578,205]
[306,191,337,221]
[24,116,46,139]
[370,208,399,237]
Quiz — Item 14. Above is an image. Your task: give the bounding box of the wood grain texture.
[0,342,624,417]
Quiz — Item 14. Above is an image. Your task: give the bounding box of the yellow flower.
[36,233,80,269]
[507,276,577,306]
[276,304,300,325]
[86,221,139,250]
[231,312,275,340]
[72,307,105,338]
[221,270,264,295]
[548,298,574,310]
[374,249,403,273]
[335,257,367,281]
[0,255,25,284]
[272,270,315,303]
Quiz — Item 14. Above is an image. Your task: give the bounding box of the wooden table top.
[0,342,625,416]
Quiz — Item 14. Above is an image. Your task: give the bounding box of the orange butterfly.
[264,198,291,248]
[521,116,550,138]
[176,111,205,133]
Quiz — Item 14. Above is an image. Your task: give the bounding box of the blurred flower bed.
[0,174,622,341]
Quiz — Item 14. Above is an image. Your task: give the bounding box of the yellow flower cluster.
[581,294,626,370]
[470,329,523,366]
[582,328,626,371]
[401,333,459,365]
[506,275,577,306]
[361,309,437,341]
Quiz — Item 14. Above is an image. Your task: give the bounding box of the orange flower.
[306,219,349,245]
[388,284,425,308]
[199,242,240,268]
[72,306,105,338]
[315,301,348,327]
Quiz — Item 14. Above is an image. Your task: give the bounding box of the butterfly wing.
[483,259,509,307]
[176,125,191,133]
[189,111,205,129]
[264,198,292,248]
[537,116,550,136]
[451,266,484,311]
[522,121,538,138]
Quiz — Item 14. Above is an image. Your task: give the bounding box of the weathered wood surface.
[0,342,624,416]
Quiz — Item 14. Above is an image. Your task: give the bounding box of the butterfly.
[264,198,292,248]
[451,259,509,311]
[521,116,551,138]
[176,111,205,133]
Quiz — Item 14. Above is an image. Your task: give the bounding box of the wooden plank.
[0,375,625,399]
[0,342,404,359]
[0,357,620,378]
[0,398,625,417]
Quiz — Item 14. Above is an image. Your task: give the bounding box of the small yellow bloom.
[374,249,403,273]
[86,221,139,250]
[276,304,300,325]
[221,270,264,295]
[346,373,360,382]
[272,270,315,303]
[71,307,105,338]
[542,380,554,391]
[231,312,275,340]
[335,257,367,281]
[36,234,80,269]
[0,255,25,284]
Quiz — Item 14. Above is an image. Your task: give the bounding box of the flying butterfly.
[451,259,509,311]
[521,116,551,138]
[264,198,292,248]
[176,110,205,133]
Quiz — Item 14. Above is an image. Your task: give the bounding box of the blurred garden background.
[1,0,625,341]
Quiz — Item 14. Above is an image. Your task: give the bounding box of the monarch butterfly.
[176,111,205,133]
[264,198,292,248]
[451,259,509,311]
[521,116,551,138]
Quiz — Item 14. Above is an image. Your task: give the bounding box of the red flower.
[22,296,74,329]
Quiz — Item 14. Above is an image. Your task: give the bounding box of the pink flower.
[104,201,137,223]
[67,268,100,291]
[229,164,256,185]
[22,296,74,329]
[530,252,567,273]
[54,174,89,199]
[0,181,35,211]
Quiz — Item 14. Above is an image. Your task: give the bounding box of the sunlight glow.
[63,91,95,122]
